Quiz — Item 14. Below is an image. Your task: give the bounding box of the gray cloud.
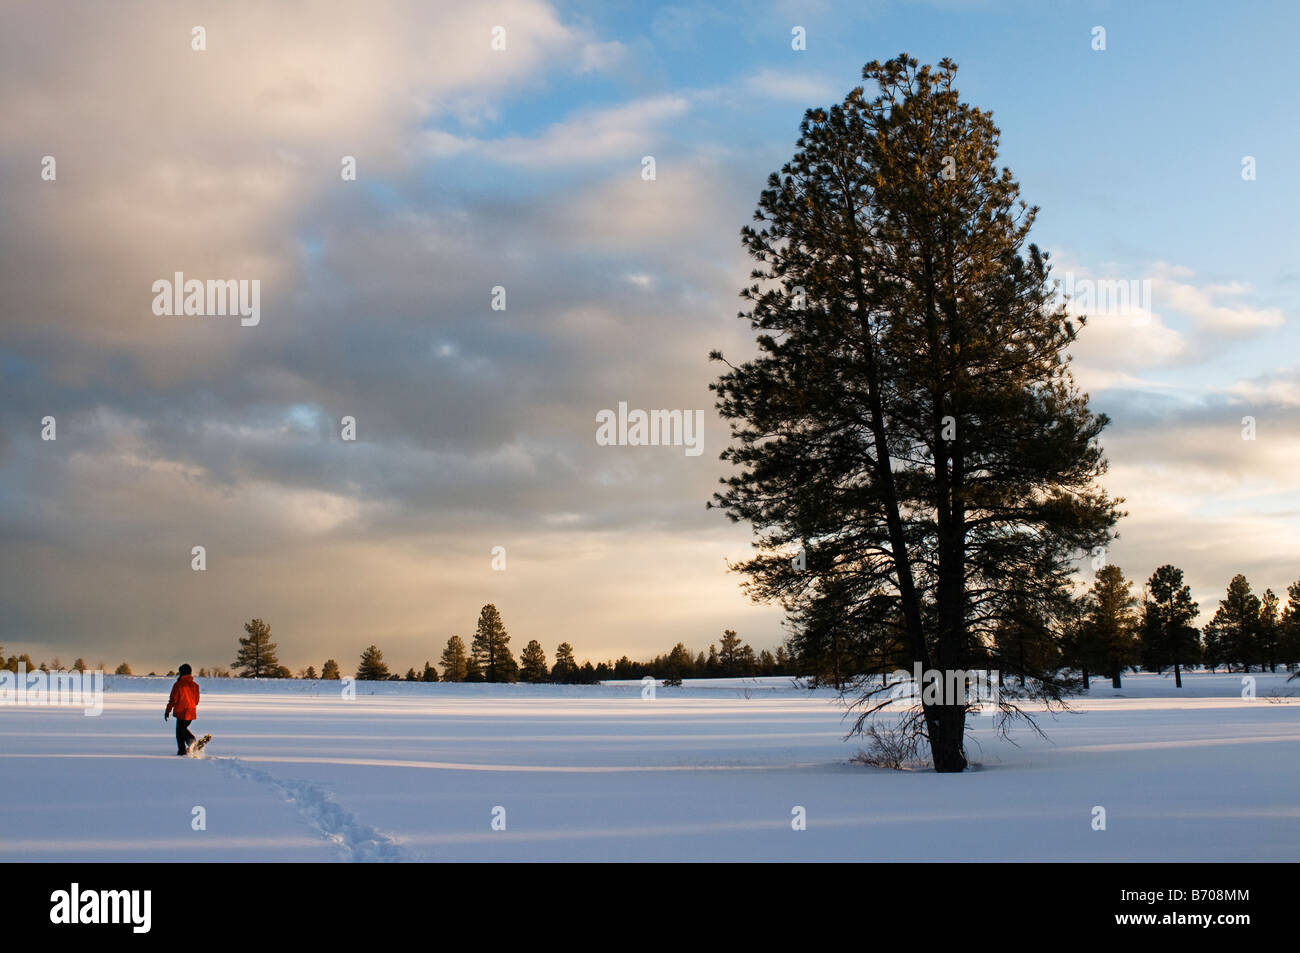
[0,1,784,671]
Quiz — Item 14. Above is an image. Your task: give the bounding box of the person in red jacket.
[164,664,200,755]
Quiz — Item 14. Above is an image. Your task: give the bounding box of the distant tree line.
[28,568,1295,690]
[199,606,799,685]
[1057,566,1299,688]
[0,654,99,674]
[0,654,236,678]
[343,614,801,685]
[788,565,1300,690]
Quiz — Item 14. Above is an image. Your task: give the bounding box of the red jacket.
[166,674,200,720]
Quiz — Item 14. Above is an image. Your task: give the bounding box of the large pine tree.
[233,618,280,678]
[710,55,1120,771]
[470,605,517,683]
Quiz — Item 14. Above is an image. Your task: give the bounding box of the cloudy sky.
[2,0,1297,673]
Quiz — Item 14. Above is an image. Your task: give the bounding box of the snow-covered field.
[2,672,1297,862]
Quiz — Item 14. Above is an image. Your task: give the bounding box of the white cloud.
[1058,261,1188,380]
[424,94,691,166]
[0,0,608,380]
[743,68,836,103]
[576,39,627,74]
[1150,263,1284,332]
[1226,375,1300,407]
[1059,258,1288,392]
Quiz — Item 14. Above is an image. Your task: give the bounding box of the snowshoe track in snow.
[213,756,405,862]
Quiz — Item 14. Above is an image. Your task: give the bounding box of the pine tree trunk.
[1174,660,1182,688]
[928,704,967,773]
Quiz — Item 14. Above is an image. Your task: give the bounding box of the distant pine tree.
[421,661,439,682]
[463,655,484,682]
[664,642,693,682]
[993,589,1060,688]
[661,648,686,686]
[440,636,468,682]
[551,642,578,682]
[1281,579,1300,672]
[321,659,341,680]
[233,618,280,677]
[405,667,419,681]
[1258,589,1282,673]
[1058,595,1096,688]
[357,644,390,681]
[305,665,318,679]
[471,605,517,683]
[115,662,132,676]
[519,640,548,682]
[1138,565,1200,687]
[718,630,743,676]
[1085,565,1139,688]
[1204,575,1262,672]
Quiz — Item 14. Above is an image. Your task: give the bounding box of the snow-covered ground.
[2,672,1297,861]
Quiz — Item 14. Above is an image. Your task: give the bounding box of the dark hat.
[178,663,192,676]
